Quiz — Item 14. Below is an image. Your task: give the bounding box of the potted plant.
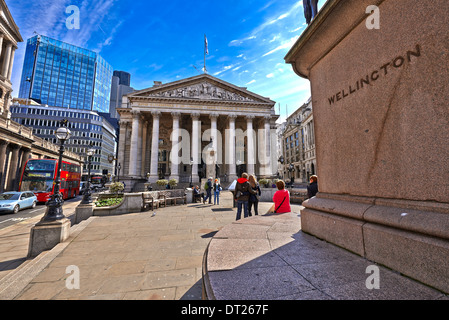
[156,179,168,187]
[109,181,124,194]
[259,178,270,188]
[168,178,178,189]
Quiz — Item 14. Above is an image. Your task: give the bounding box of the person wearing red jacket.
[234,172,257,220]
[267,180,291,214]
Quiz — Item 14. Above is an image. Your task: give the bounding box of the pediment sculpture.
[147,81,256,102]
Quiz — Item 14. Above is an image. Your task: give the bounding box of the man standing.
[203,177,213,204]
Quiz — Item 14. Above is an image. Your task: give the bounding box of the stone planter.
[93,193,141,216]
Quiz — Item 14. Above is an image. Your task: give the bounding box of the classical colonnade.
[118,109,276,184]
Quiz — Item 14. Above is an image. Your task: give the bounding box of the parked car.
[0,191,38,214]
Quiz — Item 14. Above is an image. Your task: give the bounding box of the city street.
[0,197,82,230]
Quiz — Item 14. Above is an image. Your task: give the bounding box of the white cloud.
[246,80,256,85]
[213,65,234,76]
[262,37,298,57]
[229,35,256,47]
[266,73,274,78]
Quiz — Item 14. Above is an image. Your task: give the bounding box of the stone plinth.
[27,218,71,259]
[285,0,449,293]
[74,203,94,224]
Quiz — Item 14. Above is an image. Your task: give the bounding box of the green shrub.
[156,179,168,186]
[95,197,123,207]
[109,182,124,194]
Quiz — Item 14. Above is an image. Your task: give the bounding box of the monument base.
[74,203,94,224]
[302,193,449,294]
[27,218,71,259]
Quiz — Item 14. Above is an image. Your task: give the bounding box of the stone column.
[169,112,180,182]
[191,112,200,183]
[0,140,9,192]
[262,115,272,176]
[117,120,128,177]
[149,111,161,183]
[0,35,4,60]
[144,121,152,175]
[246,115,255,175]
[210,112,219,160]
[2,43,12,79]
[128,110,140,177]
[227,114,237,181]
[6,144,20,191]
[20,147,32,172]
[7,46,16,80]
[140,119,148,177]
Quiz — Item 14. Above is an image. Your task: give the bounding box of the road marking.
[0,218,13,225]
[11,217,31,222]
[29,208,44,214]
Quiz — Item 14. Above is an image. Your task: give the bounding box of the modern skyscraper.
[18,35,113,112]
[13,34,116,177]
[109,70,133,119]
[113,70,130,87]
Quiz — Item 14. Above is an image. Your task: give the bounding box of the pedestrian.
[235,172,257,220]
[248,174,261,216]
[193,185,204,203]
[266,180,291,214]
[203,177,213,204]
[213,178,221,205]
[307,175,318,198]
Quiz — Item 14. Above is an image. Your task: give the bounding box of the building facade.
[12,34,115,176]
[117,74,278,189]
[0,0,22,118]
[10,104,116,176]
[0,1,83,193]
[18,35,113,113]
[281,98,316,183]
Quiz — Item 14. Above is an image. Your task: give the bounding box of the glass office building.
[18,35,112,113]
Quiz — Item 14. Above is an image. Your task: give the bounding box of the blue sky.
[7,0,323,122]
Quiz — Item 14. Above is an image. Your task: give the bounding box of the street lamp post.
[288,163,295,188]
[81,145,95,204]
[117,163,121,182]
[278,156,284,179]
[39,120,71,223]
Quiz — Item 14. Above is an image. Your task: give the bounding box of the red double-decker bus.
[19,159,81,203]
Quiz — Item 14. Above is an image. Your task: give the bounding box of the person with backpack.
[235,172,257,220]
[203,177,213,204]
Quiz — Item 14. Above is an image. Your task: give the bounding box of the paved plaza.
[0,191,296,300]
[0,191,447,300]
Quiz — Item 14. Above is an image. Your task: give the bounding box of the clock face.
[108,154,114,163]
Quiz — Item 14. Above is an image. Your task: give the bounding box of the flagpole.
[204,34,208,73]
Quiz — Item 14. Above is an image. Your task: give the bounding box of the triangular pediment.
[128,74,275,105]
[0,0,23,42]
